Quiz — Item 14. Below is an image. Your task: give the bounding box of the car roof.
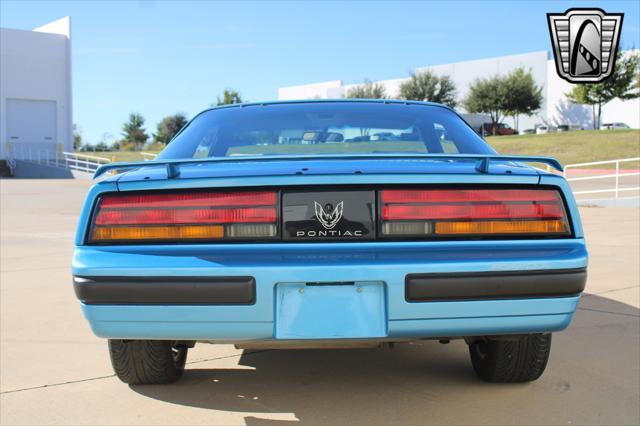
[199,98,454,114]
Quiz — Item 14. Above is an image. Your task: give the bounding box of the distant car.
[536,125,550,134]
[460,113,492,136]
[556,125,570,132]
[522,129,536,134]
[73,100,587,385]
[479,122,518,136]
[600,122,631,130]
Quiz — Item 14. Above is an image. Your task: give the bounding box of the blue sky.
[1,0,639,144]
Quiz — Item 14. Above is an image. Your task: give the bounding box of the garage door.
[5,99,57,154]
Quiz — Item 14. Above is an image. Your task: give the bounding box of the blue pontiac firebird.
[72,100,587,384]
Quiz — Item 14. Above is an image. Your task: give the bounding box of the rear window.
[158,102,495,160]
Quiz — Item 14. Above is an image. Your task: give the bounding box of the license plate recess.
[275,281,387,339]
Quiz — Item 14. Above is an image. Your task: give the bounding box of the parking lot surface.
[1,179,638,425]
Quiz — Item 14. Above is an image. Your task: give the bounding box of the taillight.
[380,188,570,238]
[89,191,278,243]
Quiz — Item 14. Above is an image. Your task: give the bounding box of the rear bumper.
[80,297,580,341]
[72,239,588,341]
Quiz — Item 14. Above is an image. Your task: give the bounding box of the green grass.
[82,129,639,168]
[486,129,640,167]
[83,151,161,163]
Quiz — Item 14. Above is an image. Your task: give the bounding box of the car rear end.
[72,101,587,384]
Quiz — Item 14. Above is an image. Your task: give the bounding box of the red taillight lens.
[89,191,278,243]
[380,188,570,238]
[94,207,276,225]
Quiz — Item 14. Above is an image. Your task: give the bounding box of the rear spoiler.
[93,154,563,179]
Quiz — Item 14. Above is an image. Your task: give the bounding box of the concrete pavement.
[1,179,638,425]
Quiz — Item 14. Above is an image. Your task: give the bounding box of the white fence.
[140,152,158,160]
[6,144,110,174]
[564,157,640,199]
[61,152,111,173]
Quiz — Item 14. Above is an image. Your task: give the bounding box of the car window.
[158,102,494,159]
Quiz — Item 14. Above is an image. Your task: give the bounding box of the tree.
[463,75,507,133]
[154,113,188,145]
[566,51,640,129]
[73,124,82,150]
[345,79,387,99]
[399,70,457,107]
[121,113,148,151]
[464,68,543,133]
[100,132,115,150]
[94,141,109,152]
[216,89,243,106]
[503,68,543,131]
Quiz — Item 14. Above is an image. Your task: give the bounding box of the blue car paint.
[73,122,587,343]
[81,297,579,341]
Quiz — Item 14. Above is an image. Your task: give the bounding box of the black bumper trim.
[405,268,587,302]
[73,276,256,305]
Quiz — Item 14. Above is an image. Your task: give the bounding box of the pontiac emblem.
[314,201,344,229]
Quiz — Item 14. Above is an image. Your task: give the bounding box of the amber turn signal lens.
[435,220,568,235]
[92,225,224,241]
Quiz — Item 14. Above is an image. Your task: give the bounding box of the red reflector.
[382,203,564,220]
[100,191,277,208]
[95,207,276,225]
[381,189,560,204]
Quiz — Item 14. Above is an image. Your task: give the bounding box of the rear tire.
[469,333,552,382]
[108,340,188,385]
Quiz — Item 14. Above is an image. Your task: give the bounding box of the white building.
[0,17,73,160]
[278,50,640,131]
